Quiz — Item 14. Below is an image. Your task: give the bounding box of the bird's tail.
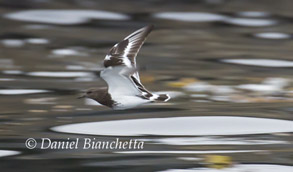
[155,94,170,102]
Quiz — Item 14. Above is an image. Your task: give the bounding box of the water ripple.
[4,10,130,25]
[254,32,291,39]
[153,12,226,22]
[0,89,50,95]
[51,116,293,136]
[221,59,293,67]
[0,150,20,158]
[27,71,92,78]
[224,17,277,27]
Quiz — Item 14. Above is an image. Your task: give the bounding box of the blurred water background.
[0,0,293,171]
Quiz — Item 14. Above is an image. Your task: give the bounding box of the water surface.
[0,0,293,171]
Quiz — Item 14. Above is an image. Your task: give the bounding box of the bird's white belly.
[112,95,151,110]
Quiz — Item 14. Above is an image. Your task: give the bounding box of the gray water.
[0,0,293,171]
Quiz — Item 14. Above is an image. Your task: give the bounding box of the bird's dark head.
[78,87,107,100]
[78,87,114,108]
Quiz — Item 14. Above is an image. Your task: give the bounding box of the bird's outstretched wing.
[100,66,155,99]
[100,66,141,97]
[103,25,153,82]
[101,25,155,98]
[103,25,153,68]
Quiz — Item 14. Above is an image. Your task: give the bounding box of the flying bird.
[78,25,170,110]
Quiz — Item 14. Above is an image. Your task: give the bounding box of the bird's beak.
[77,94,86,99]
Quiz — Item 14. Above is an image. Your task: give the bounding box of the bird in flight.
[78,25,170,110]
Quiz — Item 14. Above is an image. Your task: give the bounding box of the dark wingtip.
[156,94,171,102]
[145,24,154,33]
